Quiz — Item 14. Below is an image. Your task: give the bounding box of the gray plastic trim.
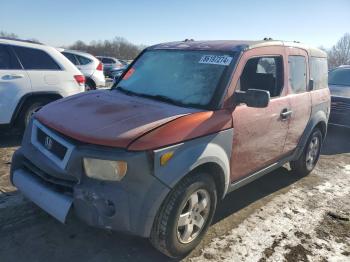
[31,119,75,169]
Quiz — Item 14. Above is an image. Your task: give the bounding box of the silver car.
[62,50,106,90]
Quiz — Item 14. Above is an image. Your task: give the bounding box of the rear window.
[0,45,21,70]
[13,46,60,70]
[76,55,92,65]
[329,68,350,86]
[310,57,328,89]
[62,52,79,65]
[102,58,116,64]
[288,56,307,93]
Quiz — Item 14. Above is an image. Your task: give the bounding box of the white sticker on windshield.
[199,55,233,66]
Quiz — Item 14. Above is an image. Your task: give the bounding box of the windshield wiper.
[113,86,201,108]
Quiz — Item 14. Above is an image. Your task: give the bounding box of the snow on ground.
[190,164,350,262]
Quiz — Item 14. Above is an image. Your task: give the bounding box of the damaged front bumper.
[10,120,170,237]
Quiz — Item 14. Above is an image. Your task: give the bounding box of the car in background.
[61,50,105,90]
[96,56,124,78]
[110,67,126,82]
[328,65,350,128]
[0,38,85,129]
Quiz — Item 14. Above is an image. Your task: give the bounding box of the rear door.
[283,48,311,153]
[230,46,290,182]
[0,44,31,124]
[12,45,63,94]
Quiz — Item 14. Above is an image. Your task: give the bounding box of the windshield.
[116,50,234,108]
[328,68,350,86]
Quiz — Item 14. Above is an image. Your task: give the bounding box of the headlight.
[83,158,127,181]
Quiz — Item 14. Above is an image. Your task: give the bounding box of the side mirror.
[308,79,314,91]
[234,89,270,108]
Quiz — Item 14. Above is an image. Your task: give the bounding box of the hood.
[329,84,350,98]
[35,90,199,148]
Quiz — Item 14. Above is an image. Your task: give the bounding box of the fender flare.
[153,129,233,197]
[10,91,63,126]
[293,110,328,160]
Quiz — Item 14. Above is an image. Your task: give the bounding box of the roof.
[0,37,43,47]
[148,39,327,58]
[60,49,98,60]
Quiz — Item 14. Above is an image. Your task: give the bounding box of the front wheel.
[150,173,217,258]
[290,128,323,176]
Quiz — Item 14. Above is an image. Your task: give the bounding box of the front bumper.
[10,120,170,237]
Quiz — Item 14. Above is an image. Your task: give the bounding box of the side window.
[0,45,21,70]
[310,57,328,90]
[239,56,284,97]
[62,52,79,65]
[288,56,307,93]
[76,55,92,65]
[102,58,115,64]
[13,46,60,70]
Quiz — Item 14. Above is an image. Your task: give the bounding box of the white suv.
[61,50,106,90]
[0,38,85,129]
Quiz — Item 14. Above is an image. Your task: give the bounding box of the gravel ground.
[0,126,349,262]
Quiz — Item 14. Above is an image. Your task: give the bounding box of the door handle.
[280,108,292,120]
[2,74,25,80]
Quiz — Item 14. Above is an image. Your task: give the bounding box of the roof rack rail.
[0,37,43,45]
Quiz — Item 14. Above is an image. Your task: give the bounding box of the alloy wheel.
[176,189,210,244]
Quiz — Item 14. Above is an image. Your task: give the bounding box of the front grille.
[22,158,77,193]
[331,101,350,112]
[37,128,67,160]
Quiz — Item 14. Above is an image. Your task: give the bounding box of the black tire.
[150,172,217,258]
[18,98,51,130]
[290,128,323,176]
[85,79,96,91]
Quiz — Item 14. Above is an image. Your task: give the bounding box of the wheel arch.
[293,110,328,160]
[11,92,63,126]
[153,129,233,200]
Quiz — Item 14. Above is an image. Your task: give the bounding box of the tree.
[68,37,145,60]
[0,31,18,39]
[327,33,350,68]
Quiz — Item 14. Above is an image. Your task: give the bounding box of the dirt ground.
[0,126,349,262]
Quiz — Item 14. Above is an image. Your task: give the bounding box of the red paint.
[123,68,135,80]
[128,110,232,151]
[35,90,198,148]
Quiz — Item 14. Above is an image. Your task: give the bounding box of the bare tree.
[69,37,145,60]
[327,33,350,68]
[0,31,18,39]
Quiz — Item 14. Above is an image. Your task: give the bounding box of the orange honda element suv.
[11,40,330,258]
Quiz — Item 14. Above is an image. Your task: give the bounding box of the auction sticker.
[199,55,233,66]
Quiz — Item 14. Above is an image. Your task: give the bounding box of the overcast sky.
[1,0,349,48]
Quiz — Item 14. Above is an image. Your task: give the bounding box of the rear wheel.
[85,79,96,91]
[18,98,52,130]
[150,172,217,258]
[290,128,323,176]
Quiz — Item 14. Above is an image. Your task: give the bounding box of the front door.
[229,47,290,182]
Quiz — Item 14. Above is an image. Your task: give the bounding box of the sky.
[1,0,349,49]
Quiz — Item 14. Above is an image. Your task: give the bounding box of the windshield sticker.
[122,68,135,80]
[199,55,233,66]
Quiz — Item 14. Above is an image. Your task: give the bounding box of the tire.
[290,128,323,176]
[85,79,96,91]
[18,98,51,130]
[150,172,217,258]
